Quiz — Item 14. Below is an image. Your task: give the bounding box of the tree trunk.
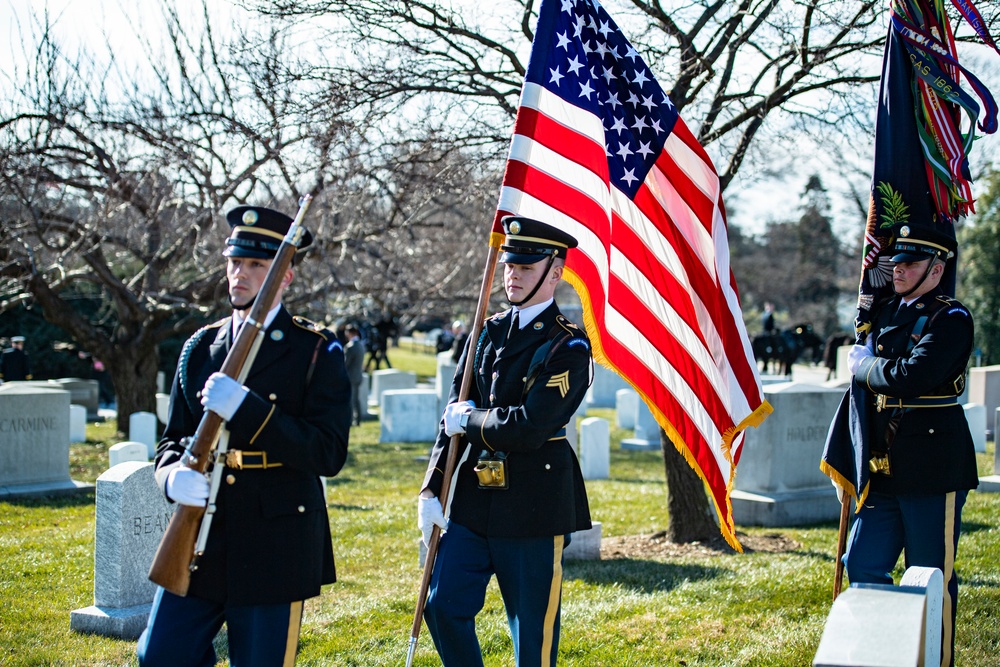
[661,428,719,543]
[108,340,161,439]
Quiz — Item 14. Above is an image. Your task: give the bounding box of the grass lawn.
[2,364,999,665]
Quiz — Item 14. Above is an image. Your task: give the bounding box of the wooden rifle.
[147,195,313,595]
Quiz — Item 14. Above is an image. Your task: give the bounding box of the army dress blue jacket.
[855,288,978,496]
[155,307,352,606]
[423,302,593,538]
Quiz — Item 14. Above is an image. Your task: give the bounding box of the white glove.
[165,467,210,507]
[833,479,845,504]
[417,494,447,547]
[847,342,874,375]
[201,372,249,421]
[443,400,475,437]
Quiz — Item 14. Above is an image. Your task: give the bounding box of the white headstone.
[615,389,638,429]
[579,417,610,480]
[565,395,588,454]
[155,393,170,425]
[732,381,843,526]
[371,369,417,407]
[982,408,1000,492]
[564,522,602,561]
[813,567,942,667]
[435,353,458,416]
[359,373,373,416]
[0,384,91,498]
[380,389,439,443]
[70,461,174,640]
[835,345,852,381]
[109,442,149,467]
[899,566,943,667]
[69,404,87,443]
[51,378,100,421]
[622,399,660,451]
[129,412,158,459]
[968,365,1000,437]
[586,364,630,408]
[962,403,986,453]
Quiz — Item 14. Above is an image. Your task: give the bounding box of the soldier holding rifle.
[417,216,593,667]
[138,206,352,667]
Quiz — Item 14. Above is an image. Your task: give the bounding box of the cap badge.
[509,220,521,234]
[243,210,259,225]
[899,225,910,237]
[270,329,284,341]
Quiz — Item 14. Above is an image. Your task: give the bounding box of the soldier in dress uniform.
[845,224,978,667]
[417,215,593,667]
[1,335,32,381]
[138,206,352,667]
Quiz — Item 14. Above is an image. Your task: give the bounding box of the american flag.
[493,0,771,549]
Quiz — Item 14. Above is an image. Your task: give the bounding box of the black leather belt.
[875,395,959,411]
[223,450,282,469]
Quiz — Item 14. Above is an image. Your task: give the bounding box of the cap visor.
[499,251,548,264]
[223,246,275,260]
[891,252,930,263]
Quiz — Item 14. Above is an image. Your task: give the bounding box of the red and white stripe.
[493,82,771,547]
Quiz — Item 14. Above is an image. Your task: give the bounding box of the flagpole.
[832,492,851,599]
[405,240,500,667]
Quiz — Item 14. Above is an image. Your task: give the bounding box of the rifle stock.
[148,196,313,596]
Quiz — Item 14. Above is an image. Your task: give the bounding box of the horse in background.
[752,323,824,377]
[822,332,854,380]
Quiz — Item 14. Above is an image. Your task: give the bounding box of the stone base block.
[731,486,839,527]
[70,603,151,640]
[0,479,94,500]
[620,438,659,451]
[564,522,602,561]
[977,475,1000,493]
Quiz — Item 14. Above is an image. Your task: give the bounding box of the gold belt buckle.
[875,394,887,412]
[226,450,244,469]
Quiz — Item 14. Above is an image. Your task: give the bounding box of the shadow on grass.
[961,575,1000,589]
[2,490,95,509]
[566,558,726,594]
[960,520,993,535]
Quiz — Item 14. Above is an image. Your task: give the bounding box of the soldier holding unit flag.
[821,1,1000,665]
[843,225,978,667]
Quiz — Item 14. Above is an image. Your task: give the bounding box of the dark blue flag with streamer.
[822,0,1000,505]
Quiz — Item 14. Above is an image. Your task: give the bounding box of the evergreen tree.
[960,168,1000,365]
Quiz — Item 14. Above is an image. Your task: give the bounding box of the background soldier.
[344,324,367,426]
[138,206,352,667]
[417,216,593,667]
[845,224,978,667]
[1,335,32,381]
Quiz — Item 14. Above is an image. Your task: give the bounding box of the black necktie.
[508,310,520,342]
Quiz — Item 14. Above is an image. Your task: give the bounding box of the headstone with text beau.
[70,461,173,640]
